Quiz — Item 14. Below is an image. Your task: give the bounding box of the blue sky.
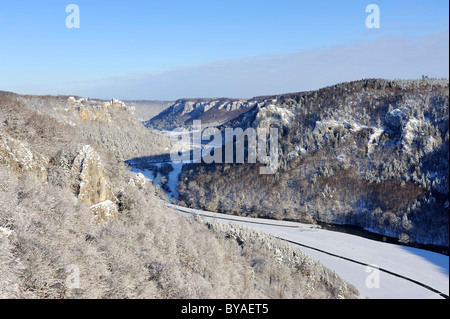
[0,0,448,99]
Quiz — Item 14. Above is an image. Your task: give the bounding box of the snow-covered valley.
[127,79,450,300]
[128,158,449,299]
[170,203,449,299]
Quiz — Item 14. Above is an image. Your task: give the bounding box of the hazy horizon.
[0,0,448,100]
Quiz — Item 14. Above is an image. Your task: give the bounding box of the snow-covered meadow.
[169,204,449,299]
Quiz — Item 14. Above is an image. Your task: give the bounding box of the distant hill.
[0,90,13,96]
[144,97,261,130]
[176,78,450,250]
[123,100,173,122]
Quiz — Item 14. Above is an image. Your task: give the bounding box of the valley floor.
[168,203,449,299]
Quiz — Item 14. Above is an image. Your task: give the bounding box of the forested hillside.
[177,79,449,249]
[0,93,357,299]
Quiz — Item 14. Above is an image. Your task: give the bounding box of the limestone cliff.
[71,145,115,204]
[0,132,48,182]
[68,97,134,123]
[145,97,256,130]
[70,145,119,221]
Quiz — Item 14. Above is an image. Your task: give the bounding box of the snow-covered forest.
[175,79,449,249]
[0,92,357,299]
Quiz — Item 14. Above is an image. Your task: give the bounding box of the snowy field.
[168,204,449,299]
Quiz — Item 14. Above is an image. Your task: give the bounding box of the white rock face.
[424,136,439,154]
[180,101,196,116]
[105,98,126,108]
[367,127,384,154]
[68,96,87,104]
[217,100,247,111]
[0,133,48,182]
[129,172,146,188]
[203,102,215,113]
[71,145,114,206]
[256,104,295,128]
[69,145,120,222]
[90,200,118,222]
[172,99,248,116]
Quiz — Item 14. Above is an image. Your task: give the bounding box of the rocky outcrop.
[173,99,248,116]
[90,200,118,222]
[128,172,146,189]
[71,145,115,206]
[145,98,255,130]
[69,145,120,222]
[68,97,132,122]
[255,102,295,130]
[0,133,48,182]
